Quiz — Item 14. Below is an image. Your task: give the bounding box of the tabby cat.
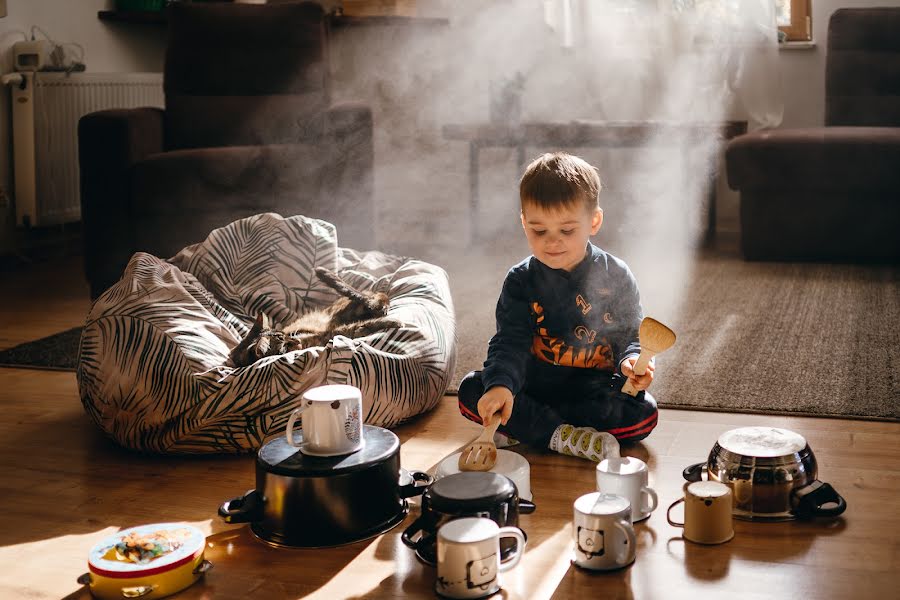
[228,267,404,367]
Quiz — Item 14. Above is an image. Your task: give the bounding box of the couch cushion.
[129,143,374,258]
[726,127,900,191]
[164,1,329,149]
[826,8,900,127]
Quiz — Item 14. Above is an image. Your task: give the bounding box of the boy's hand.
[477,386,514,426]
[621,356,655,392]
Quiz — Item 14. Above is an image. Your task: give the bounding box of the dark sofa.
[79,2,374,299]
[726,8,900,262]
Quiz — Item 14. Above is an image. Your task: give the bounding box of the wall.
[1,1,896,255]
[0,0,165,254]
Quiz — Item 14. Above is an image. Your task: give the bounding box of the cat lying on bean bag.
[78,213,457,454]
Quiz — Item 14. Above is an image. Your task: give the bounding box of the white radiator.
[8,72,164,227]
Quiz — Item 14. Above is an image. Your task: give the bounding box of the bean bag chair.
[77,213,457,453]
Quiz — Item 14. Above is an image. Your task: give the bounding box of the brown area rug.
[443,239,899,421]
[4,242,897,421]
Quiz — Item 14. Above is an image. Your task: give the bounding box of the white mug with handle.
[435,517,525,599]
[285,384,363,456]
[596,456,659,522]
[572,492,637,571]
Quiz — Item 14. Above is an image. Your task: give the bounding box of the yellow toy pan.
[77,523,212,599]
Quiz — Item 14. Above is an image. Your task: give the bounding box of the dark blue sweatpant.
[457,361,658,448]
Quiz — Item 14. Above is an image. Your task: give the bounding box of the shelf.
[329,15,449,29]
[98,10,167,25]
[98,9,447,29]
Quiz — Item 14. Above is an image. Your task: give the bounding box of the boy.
[457,152,658,461]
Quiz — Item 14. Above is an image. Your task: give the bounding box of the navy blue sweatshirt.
[482,243,643,396]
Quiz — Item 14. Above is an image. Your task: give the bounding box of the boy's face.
[520,200,603,272]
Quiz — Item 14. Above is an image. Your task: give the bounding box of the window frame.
[778,0,812,42]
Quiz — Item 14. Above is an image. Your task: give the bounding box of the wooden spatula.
[621,317,676,396]
[458,415,501,471]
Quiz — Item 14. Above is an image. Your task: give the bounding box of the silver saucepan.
[683,426,846,521]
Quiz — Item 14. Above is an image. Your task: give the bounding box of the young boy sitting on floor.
[458,152,659,461]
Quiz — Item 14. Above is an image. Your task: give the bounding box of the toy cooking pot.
[76,523,212,599]
[683,426,846,521]
[219,425,431,548]
[401,471,535,566]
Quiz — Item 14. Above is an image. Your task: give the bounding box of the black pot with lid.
[401,471,536,566]
[219,425,431,547]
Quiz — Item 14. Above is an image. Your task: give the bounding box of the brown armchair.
[79,2,374,299]
[725,8,900,262]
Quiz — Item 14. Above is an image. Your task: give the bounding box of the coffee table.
[442,120,748,241]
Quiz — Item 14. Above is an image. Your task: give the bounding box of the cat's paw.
[384,318,407,329]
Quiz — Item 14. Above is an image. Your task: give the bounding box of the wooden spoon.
[458,415,501,471]
[622,317,676,396]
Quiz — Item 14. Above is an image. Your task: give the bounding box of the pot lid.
[258,425,398,476]
[427,472,517,511]
[598,456,647,476]
[574,492,630,516]
[717,427,807,458]
[87,523,205,578]
[687,481,730,499]
[435,450,530,481]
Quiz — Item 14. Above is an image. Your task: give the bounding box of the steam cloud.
[324,1,780,329]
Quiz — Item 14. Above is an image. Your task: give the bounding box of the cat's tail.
[314,267,383,310]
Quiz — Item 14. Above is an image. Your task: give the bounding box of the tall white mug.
[596,456,659,522]
[435,517,525,599]
[286,384,363,456]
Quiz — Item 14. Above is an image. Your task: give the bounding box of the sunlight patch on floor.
[0,526,121,598]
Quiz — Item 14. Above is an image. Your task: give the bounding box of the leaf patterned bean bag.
[77,213,456,453]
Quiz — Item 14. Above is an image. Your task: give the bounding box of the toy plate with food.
[77,522,211,599]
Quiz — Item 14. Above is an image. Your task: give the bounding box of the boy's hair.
[519,152,602,213]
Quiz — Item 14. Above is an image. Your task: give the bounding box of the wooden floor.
[1,256,898,600]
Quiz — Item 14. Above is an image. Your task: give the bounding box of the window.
[776,0,811,41]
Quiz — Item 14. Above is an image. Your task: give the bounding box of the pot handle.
[400,515,428,550]
[219,489,263,524]
[682,462,706,482]
[399,470,433,499]
[518,499,536,515]
[791,480,847,519]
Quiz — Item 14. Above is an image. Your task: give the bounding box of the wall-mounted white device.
[14,40,52,72]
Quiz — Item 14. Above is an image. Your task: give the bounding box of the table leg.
[706,169,717,244]
[469,141,480,240]
[516,144,526,173]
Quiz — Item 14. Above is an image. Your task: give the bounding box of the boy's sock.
[549,424,620,462]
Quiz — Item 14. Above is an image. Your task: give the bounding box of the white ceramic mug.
[596,456,659,522]
[572,492,637,571]
[285,384,363,456]
[667,481,735,545]
[435,517,525,599]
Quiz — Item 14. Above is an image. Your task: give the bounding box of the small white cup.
[572,492,637,571]
[286,384,363,456]
[667,481,735,545]
[596,456,659,522]
[435,517,525,599]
